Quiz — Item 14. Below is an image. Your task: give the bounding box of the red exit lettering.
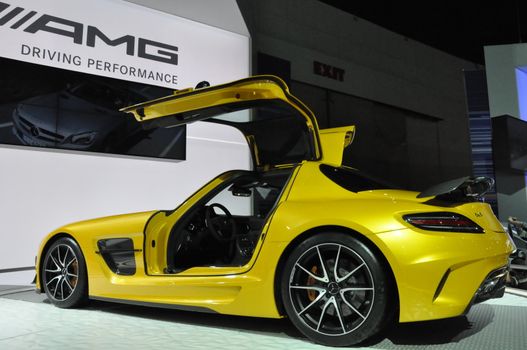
[314,61,345,81]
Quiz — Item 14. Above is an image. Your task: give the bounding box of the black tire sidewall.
[280,233,391,347]
[42,237,88,308]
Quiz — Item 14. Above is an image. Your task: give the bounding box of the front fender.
[35,211,156,292]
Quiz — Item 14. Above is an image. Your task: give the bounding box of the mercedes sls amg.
[35,76,514,346]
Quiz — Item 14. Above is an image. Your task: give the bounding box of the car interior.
[165,168,294,273]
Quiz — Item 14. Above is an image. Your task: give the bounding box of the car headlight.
[71,131,97,145]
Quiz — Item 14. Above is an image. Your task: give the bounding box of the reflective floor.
[0,286,526,350]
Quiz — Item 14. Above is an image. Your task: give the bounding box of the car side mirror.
[231,186,252,197]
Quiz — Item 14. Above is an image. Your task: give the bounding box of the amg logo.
[0,1,178,65]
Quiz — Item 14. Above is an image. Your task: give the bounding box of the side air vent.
[97,238,137,275]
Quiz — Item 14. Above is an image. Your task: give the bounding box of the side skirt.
[89,296,218,314]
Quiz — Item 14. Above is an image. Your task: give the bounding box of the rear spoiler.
[417,176,494,199]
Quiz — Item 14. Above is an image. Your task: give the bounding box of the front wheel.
[42,237,88,308]
[280,233,393,346]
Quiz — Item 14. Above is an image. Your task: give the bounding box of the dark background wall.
[240,0,478,191]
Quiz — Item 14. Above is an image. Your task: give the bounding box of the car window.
[206,180,282,217]
[206,184,253,216]
[320,164,394,192]
[205,172,288,218]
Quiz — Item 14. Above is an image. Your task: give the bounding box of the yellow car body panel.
[36,76,514,326]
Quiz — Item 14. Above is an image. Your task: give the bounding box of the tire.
[42,237,88,308]
[280,233,393,346]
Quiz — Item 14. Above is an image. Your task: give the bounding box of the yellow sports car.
[35,76,514,346]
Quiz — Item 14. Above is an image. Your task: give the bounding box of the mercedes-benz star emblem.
[327,282,340,295]
[30,126,40,137]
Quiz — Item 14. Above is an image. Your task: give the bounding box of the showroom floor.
[0,286,526,350]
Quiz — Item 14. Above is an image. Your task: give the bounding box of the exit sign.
[314,61,345,82]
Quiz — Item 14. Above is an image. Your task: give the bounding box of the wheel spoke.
[315,246,329,282]
[340,290,366,319]
[50,255,61,270]
[53,277,61,298]
[65,256,77,269]
[45,267,60,273]
[316,297,333,331]
[63,277,74,292]
[295,263,327,283]
[341,287,374,292]
[56,247,61,267]
[60,279,65,300]
[66,272,78,278]
[298,290,326,315]
[290,285,325,292]
[336,263,365,283]
[331,297,346,334]
[333,245,342,282]
[62,248,69,267]
[46,275,61,287]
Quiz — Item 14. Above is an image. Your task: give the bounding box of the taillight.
[403,212,484,233]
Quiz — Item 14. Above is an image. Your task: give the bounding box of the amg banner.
[0,0,249,160]
[0,0,249,89]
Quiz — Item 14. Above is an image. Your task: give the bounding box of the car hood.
[61,210,157,235]
[16,92,124,136]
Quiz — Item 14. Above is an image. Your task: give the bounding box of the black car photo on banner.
[0,57,185,160]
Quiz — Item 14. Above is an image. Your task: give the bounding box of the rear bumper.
[463,265,508,314]
[474,266,508,303]
[379,226,514,323]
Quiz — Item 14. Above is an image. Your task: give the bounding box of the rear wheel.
[42,237,88,308]
[280,233,393,346]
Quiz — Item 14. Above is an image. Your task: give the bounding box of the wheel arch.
[37,232,81,293]
[273,225,399,318]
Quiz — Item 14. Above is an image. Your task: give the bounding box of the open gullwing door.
[121,76,321,169]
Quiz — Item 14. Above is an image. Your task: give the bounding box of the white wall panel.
[0,122,250,276]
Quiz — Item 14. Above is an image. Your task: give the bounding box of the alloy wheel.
[43,244,79,301]
[288,243,375,336]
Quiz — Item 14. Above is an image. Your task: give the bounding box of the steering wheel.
[205,203,238,241]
